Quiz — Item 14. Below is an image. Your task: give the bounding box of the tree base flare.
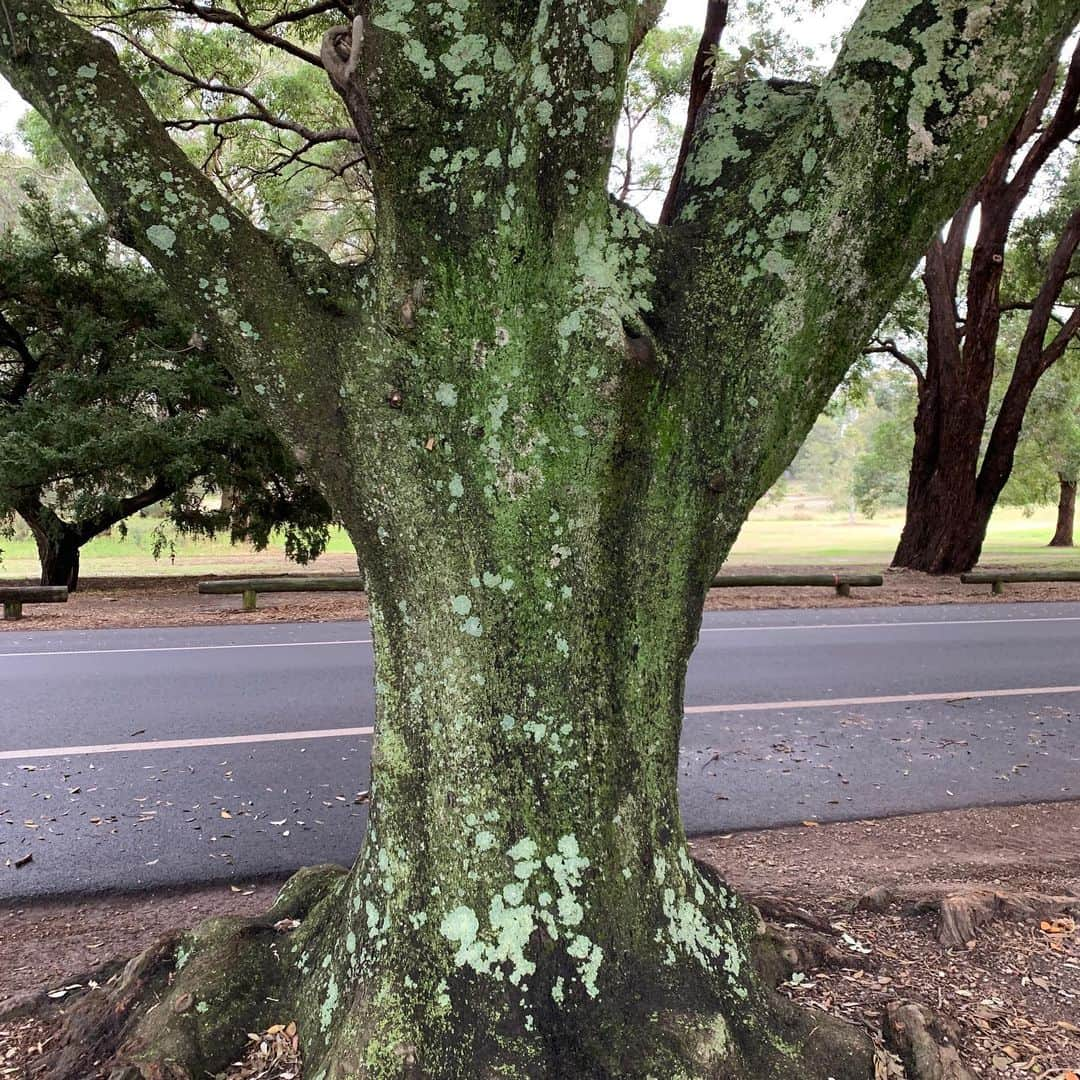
[33,865,875,1080]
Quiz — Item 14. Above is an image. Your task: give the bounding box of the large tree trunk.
[891,451,993,576]
[1050,476,1077,547]
[891,350,996,575]
[18,506,83,590]
[36,531,82,590]
[97,264,873,1080]
[8,2,1072,1077]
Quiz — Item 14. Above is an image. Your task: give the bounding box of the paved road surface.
[2,602,1079,900]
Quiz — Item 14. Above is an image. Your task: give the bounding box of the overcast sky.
[0,2,862,141]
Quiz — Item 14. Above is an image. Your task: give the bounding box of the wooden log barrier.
[960,570,1080,595]
[0,586,69,621]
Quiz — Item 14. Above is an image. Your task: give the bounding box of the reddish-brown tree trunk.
[891,50,1080,577]
[891,389,995,574]
[1050,476,1076,547]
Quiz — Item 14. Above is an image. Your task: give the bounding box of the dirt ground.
[2,801,1078,1077]
[3,563,1080,633]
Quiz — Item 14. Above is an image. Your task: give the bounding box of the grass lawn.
[726,503,1079,568]
[1,501,1077,580]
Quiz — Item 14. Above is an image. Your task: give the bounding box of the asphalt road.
[3,602,1079,901]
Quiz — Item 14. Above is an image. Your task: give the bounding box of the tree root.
[745,892,834,933]
[38,864,346,1080]
[751,901,875,991]
[20,863,879,1080]
[0,958,127,1024]
[883,1002,976,1080]
[856,884,1080,947]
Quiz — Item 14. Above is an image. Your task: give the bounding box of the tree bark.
[891,386,994,574]
[99,506,875,1079]
[892,46,1080,576]
[1050,476,1077,547]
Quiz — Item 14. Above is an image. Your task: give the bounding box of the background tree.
[3,2,1075,1078]
[869,47,1080,574]
[788,367,917,519]
[611,26,697,205]
[0,192,334,588]
[1001,354,1080,547]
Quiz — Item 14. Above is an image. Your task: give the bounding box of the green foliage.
[0,187,334,567]
[1003,354,1080,509]
[787,367,916,516]
[851,420,914,518]
[611,26,697,204]
[21,1,374,259]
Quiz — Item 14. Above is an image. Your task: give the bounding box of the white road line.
[2,614,1078,658]
[699,615,1080,634]
[0,726,376,761]
[684,684,1080,714]
[0,638,372,659]
[5,684,1078,760]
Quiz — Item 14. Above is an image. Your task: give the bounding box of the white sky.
[0,2,860,141]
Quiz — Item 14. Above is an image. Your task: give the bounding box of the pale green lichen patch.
[371,0,413,33]
[319,972,340,1031]
[145,223,176,251]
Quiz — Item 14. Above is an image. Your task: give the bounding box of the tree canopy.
[0,189,334,586]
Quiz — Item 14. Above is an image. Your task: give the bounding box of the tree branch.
[108,26,361,149]
[0,0,366,506]
[1003,40,1080,209]
[864,338,925,390]
[1040,303,1080,371]
[164,0,324,68]
[74,476,176,543]
[0,309,40,405]
[1020,203,1080,374]
[657,0,1080,518]
[630,0,665,58]
[659,0,728,226]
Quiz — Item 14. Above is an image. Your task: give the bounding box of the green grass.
[1,503,1077,581]
[724,504,1079,568]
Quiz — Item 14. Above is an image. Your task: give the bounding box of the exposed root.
[752,901,876,993]
[0,958,126,1024]
[22,861,877,1080]
[39,865,346,1080]
[745,893,834,933]
[882,1002,976,1080]
[855,884,1080,947]
[49,933,182,1079]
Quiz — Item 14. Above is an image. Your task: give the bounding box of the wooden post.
[3,600,23,621]
[992,580,1005,596]
[243,589,258,612]
[835,583,851,597]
